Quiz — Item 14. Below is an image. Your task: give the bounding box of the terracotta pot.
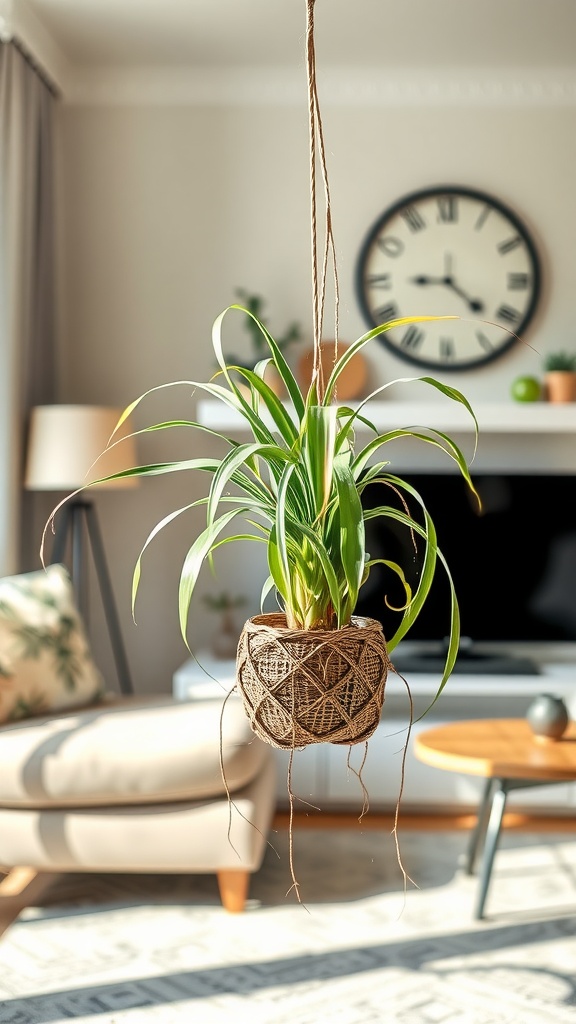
[236,612,389,749]
[545,371,576,403]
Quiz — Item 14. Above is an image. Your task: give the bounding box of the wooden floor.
[273,809,576,833]
[1,811,575,940]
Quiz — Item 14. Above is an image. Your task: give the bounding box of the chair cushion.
[0,696,269,808]
[0,564,105,723]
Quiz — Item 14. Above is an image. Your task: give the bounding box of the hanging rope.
[306,0,340,403]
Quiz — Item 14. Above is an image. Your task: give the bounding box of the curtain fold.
[0,41,57,575]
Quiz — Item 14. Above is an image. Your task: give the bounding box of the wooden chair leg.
[0,867,60,939]
[217,869,250,913]
[0,866,39,897]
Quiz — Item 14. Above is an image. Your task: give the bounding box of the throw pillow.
[0,564,106,723]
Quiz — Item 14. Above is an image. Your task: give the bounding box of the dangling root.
[389,665,418,899]
[346,742,370,822]
[219,687,280,863]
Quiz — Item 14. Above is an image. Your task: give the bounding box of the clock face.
[355,186,541,371]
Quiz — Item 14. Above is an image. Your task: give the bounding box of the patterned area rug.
[1,828,576,1023]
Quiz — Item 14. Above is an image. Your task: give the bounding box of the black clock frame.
[355,185,542,371]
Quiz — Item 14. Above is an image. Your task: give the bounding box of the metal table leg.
[474,778,509,920]
[465,777,495,876]
[471,777,560,920]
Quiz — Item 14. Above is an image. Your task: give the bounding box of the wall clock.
[355,185,541,371]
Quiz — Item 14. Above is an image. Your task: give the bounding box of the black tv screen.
[355,472,576,647]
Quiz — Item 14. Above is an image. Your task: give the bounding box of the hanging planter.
[44,0,481,899]
[237,613,388,749]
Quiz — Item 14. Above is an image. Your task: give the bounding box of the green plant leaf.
[132,504,197,620]
[322,316,459,405]
[294,520,343,627]
[352,429,479,508]
[274,462,293,593]
[260,573,277,612]
[302,405,338,519]
[333,457,365,623]
[178,507,254,646]
[330,371,479,463]
[207,441,292,533]
[363,557,412,612]
[362,483,460,707]
[213,305,305,422]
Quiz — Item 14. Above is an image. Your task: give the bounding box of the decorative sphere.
[511,375,541,402]
[526,693,569,741]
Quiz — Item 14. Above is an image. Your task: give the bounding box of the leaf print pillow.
[0,564,106,723]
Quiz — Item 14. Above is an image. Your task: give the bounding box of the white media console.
[173,644,576,816]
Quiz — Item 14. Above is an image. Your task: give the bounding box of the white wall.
[52,92,576,691]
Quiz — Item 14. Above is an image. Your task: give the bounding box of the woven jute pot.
[236,612,389,750]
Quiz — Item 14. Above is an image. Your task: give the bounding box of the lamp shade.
[25,405,139,491]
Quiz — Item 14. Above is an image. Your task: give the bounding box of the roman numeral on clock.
[498,235,522,255]
[474,205,492,230]
[401,206,426,232]
[374,302,399,324]
[377,236,404,257]
[476,331,493,353]
[496,304,520,324]
[508,272,529,290]
[401,326,424,351]
[367,273,392,289]
[437,196,457,223]
[440,337,455,361]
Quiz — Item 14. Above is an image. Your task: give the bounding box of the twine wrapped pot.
[236,612,389,750]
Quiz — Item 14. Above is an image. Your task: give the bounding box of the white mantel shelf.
[197,399,576,434]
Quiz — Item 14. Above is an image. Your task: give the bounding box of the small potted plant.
[202,590,246,661]
[543,351,576,403]
[224,288,301,397]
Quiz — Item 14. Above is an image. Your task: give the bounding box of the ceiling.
[15,0,576,72]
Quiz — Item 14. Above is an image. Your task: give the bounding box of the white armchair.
[0,568,276,913]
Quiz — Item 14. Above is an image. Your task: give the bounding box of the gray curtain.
[0,41,57,575]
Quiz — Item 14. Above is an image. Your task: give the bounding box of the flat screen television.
[355,471,576,672]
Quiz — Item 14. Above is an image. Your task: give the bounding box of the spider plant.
[543,350,576,372]
[230,288,301,366]
[52,305,478,705]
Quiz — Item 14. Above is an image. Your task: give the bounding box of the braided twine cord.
[225,0,410,903]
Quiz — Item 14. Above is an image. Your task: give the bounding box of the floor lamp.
[25,405,138,696]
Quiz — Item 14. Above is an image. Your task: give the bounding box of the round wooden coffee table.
[414,718,576,919]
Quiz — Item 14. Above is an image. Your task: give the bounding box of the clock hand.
[410,274,445,286]
[443,277,485,313]
[412,255,453,285]
[410,272,484,312]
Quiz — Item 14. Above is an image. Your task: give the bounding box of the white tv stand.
[173,646,576,815]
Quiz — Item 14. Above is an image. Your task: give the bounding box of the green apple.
[511,375,541,402]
